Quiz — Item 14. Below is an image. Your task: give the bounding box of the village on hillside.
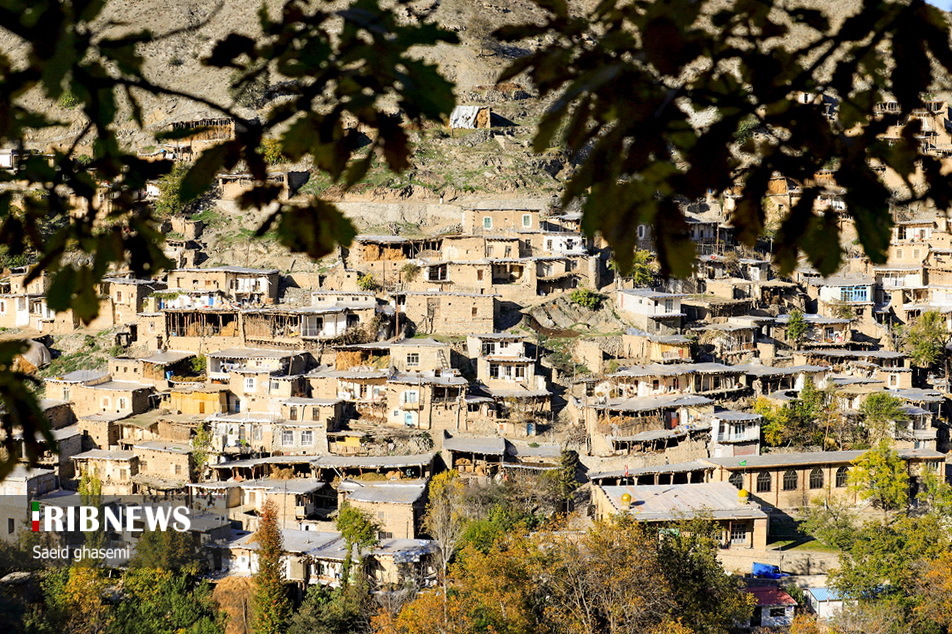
[3,93,952,629]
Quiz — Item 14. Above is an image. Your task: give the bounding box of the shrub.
[570,288,604,310]
[357,273,380,292]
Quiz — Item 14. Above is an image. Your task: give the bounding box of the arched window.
[809,468,824,489]
[783,470,798,491]
[756,472,772,493]
[729,472,743,489]
[835,466,849,488]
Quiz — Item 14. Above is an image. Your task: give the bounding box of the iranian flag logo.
[31,501,40,532]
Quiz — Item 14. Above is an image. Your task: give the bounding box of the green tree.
[191,423,213,479]
[656,519,757,633]
[848,440,910,513]
[785,310,809,348]
[423,470,467,619]
[902,310,949,369]
[251,499,291,634]
[109,568,223,634]
[859,392,909,444]
[154,162,192,218]
[335,503,380,586]
[569,287,604,310]
[130,530,201,575]
[288,582,373,634]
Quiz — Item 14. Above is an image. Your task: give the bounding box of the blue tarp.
[752,562,787,579]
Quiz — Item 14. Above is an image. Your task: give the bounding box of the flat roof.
[599,482,768,522]
[705,448,944,469]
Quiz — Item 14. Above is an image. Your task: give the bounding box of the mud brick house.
[72,449,139,495]
[224,529,436,588]
[166,117,241,156]
[442,435,507,476]
[99,277,164,326]
[704,449,946,513]
[616,289,685,334]
[280,398,345,430]
[773,313,852,347]
[209,453,436,482]
[591,482,769,549]
[242,305,375,348]
[208,347,307,382]
[45,370,155,418]
[108,350,197,388]
[345,234,444,281]
[385,370,468,435]
[166,266,280,305]
[461,201,545,235]
[167,384,230,416]
[159,307,243,351]
[307,366,388,419]
[217,171,310,202]
[733,363,828,396]
[596,363,745,400]
[235,479,331,530]
[392,291,498,335]
[338,480,427,539]
[583,393,715,456]
[132,440,193,489]
[208,411,280,457]
[335,338,453,374]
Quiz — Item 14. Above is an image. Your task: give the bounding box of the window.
[311,409,319,421]
[768,608,787,618]
[301,430,313,445]
[515,365,525,379]
[7,518,13,534]
[483,216,492,230]
[730,523,748,544]
[729,472,743,489]
[174,464,181,475]
[282,430,294,445]
[472,306,478,318]
[253,426,262,441]
[407,353,420,367]
[477,269,484,281]
[289,407,298,421]
[402,390,419,404]
[522,214,532,228]
[116,291,123,302]
[664,298,674,312]
[118,398,127,410]
[489,364,500,379]
[270,380,280,392]
[244,377,256,391]
[839,285,868,303]
[834,466,849,488]
[809,468,824,489]
[782,470,798,491]
[896,248,903,258]
[756,472,771,493]
[637,224,646,239]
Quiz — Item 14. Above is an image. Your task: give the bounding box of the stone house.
[582,393,714,456]
[46,370,155,418]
